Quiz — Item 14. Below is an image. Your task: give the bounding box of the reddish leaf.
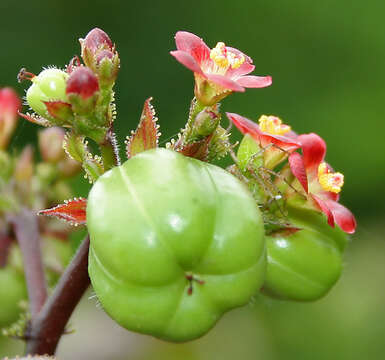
[38,198,87,225]
[18,111,51,127]
[44,100,73,123]
[126,97,159,159]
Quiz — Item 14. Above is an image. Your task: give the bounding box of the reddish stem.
[25,235,90,355]
[10,209,48,318]
[0,232,12,268]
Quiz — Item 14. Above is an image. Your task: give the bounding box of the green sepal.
[237,133,263,172]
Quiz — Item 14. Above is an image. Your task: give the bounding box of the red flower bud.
[0,87,21,116]
[83,28,113,54]
[66,67,99,100]
[0,87,21,149]
[96,49,114,64]
[38,127,65,163]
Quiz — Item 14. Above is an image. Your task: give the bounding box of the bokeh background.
[1,0,384,358]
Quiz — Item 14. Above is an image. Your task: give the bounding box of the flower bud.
[66,67,99,100]
[0,87,21,149]
[26,68,69,121]
[38,127,65,163]
[80,28,119,87]
[14,146,34,182]
[82,28,113,55]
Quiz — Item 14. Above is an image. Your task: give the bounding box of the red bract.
[170,32,272,105]
[38,197,87,225]
[227,112,300,169]
[66,67,99,100]
[289,133,356,234]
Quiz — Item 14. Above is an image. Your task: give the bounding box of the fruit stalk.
[10,209,47,318]
[25,235,90,355]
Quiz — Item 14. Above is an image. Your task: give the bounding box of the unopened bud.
[193,108,220,137]
[26,68,69,121]
[14,146,34,182]
[38,127,65,163]
[82,28,113,55]
[0,88,21,149]
[80,28,119,87]
[66,67,99,100]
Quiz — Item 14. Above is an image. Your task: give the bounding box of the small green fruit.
[26,68,68,120]
[263,207,347,301]
[87,148,266,341]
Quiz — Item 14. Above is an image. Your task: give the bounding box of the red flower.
[170,32,272,105]
[288,133,356,234]
[226,112,300,169]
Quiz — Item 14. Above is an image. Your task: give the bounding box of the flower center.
[209,42,245,75]
[318,162,344,193]
[258,115,291,135]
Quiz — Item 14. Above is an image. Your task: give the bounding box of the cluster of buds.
[18,28,121,179]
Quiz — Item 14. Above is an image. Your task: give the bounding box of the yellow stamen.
[210,42,245,71]
[258,115,291,136]
[318,162,344,193]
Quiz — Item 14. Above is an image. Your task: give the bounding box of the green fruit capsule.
[87,148,266,342]
[263,207,348,301]
[26,68,68,120]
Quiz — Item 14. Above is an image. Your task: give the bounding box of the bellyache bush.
[23,27,356,349]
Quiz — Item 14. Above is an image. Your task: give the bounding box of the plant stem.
[10,209,47,319]
[0,232,12,268]
[25,235,90,356]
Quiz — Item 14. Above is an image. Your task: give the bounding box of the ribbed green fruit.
[87,148,266,341]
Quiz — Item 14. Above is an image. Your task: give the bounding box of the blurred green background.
[1,0,384,359]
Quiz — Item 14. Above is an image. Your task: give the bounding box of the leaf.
[43,100,74,125]
[38,198,87,226]
[63,131,88,163]
[18,111,51,127]
[125,97,160,159]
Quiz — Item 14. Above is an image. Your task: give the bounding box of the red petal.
[38,198,87,225]
[236,75,272,88]
[297,133,326,173]
[225,47,253,64]
[170,50,205,76]
[288,152,308,193]
[324,199,357,234]
[206,74,245,92]
[174,31,210,65]
[311,194,335,227]
[227,112,300,152]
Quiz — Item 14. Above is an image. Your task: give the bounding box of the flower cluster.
[227,112,356,234]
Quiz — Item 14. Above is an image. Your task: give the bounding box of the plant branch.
[10,209,48,319]
[25,235,90,356]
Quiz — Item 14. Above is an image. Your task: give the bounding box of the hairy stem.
[10,209,47,319]
[25,235,90,356]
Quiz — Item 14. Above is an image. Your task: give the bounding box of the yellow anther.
[318,162,344,193]
[210,42,245,70]
[258,115,291,136]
